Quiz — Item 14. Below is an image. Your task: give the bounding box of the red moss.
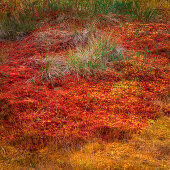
[0,20,169,149]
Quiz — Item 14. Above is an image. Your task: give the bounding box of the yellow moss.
[69,116,170,169]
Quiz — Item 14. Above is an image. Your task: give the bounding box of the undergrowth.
[1,0,168,40]
[0,1,36,40]
[113,0,156,21]
[0,0,169,169]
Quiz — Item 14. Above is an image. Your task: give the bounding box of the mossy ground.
[0,0,169,169]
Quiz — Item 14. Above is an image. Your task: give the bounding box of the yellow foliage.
[70,116,170,169]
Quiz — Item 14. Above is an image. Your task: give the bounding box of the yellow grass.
[0,116,169,169]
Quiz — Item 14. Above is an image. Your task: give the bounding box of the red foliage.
[0,20,169,148]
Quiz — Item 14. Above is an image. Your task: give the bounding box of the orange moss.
[0,8,169,170]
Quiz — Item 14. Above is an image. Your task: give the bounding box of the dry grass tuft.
[42,55,70,81]
[67,28,123,79]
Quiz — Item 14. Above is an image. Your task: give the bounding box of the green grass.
[67,28,122,79]
[0,0,161,40]
[113,0,156,21]
[0,10,36,40]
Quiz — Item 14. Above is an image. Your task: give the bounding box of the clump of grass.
[67,28,123,79]
[0,10,36,40]
[113,0,156,21]
[43,0,115,15]
[41,55,70,83]
[0,0,116,41]
[0,0,165,41]
[0,0,37,40]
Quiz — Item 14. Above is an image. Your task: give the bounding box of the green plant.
[0,10,36,40]
[113,0,155,21]
[67,29,122,79]
[35,0,115,16]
